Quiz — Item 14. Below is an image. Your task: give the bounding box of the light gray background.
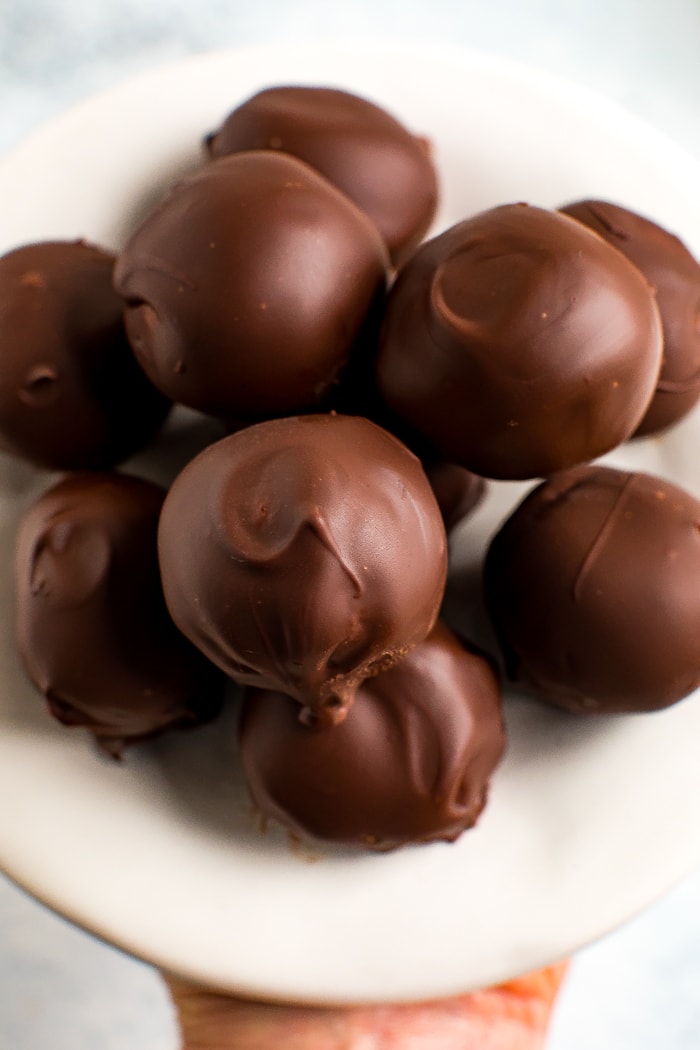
[1,2,699,1047]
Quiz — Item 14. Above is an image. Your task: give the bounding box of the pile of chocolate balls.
[3,85,700,850]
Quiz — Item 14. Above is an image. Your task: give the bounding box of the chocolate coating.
[0,240,170,470]
[206,85,438,266]
[376,203,663,480]
[239,621,504,851]
[560,199,700,436]
[484,465,700,713]
[114,151,389,419]
[15,472,222,756]
[158,414,448,727]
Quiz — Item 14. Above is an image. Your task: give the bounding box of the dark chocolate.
[560,199,700,436]
[205,85,438,266]
[238,620,504,851]
[114,151,389,420]
[0,240,170,470]
[483,465,700,713]
[375,203,663,480]
[15,472,223,756]
[158,414,448,728]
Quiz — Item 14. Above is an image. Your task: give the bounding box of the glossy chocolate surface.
[375,203,663,480]
[484,465,700,713]
[114,151,388,420]
[206,85,438,266]
[561,198,700,436]
[158,414,448,727]
[0,240,170,470]
[15,472,222,756]
[239,620,504,851]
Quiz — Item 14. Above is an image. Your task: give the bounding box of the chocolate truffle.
[375,203,663,480]
[483,465,700,713]
[560,199,700,436]
[239,621,504,851]
[158,414,448,728]
[114,151,389,420]
[15,472,222,756]
[0,240,170,471]
[205,85,438,266]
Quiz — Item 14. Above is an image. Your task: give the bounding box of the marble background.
[1,1,700,1047]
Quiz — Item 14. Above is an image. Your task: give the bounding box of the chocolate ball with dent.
[0,240,170,471]
[158,414,448,728]
[483,465,700,713]
[239,620,504,851]
[114,151,389,420]
[560,198,700,436]
[376,203,663,480]
[15,472,223,757]
[205,85,438,267]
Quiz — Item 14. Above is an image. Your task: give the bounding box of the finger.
[164,962,568,1050]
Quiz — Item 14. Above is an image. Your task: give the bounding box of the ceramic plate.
[1,42,700,1004]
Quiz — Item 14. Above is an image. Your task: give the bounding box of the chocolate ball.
[15,472,223,756]
[483,465,700,713]
[560,199,700,436]
[0,240,170,471]
[205,85,438,266]
[239,621,504,851]
[158,414,447,728]
[114,151,389,420]
[375,203,663,480]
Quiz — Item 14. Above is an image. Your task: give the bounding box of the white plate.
[1,42,700,1005]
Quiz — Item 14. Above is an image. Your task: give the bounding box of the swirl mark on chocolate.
[29,515,111,606]
[572,472,637,602]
